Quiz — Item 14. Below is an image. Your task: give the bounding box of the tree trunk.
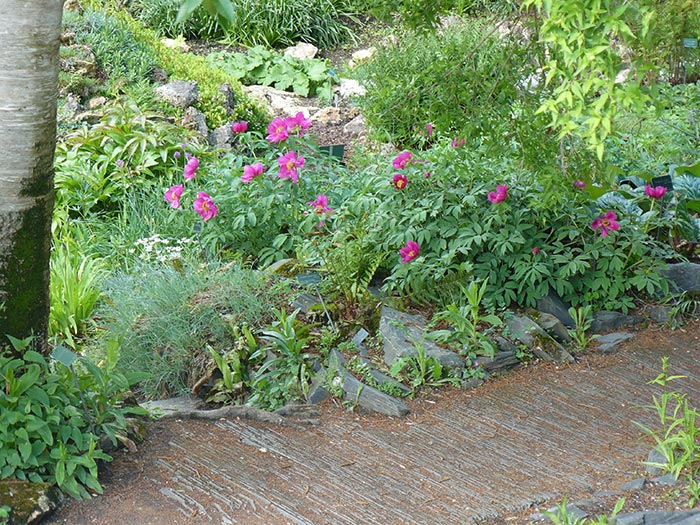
[0,1,64,355]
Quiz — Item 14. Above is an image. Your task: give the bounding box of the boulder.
[343,115,367,138]
[536,290,574,327]
[536,312,572,343]
[661,262,700,294]
[181,107,208,137]
[505,314,574,363]
[590,311,644,333]
[160,38,190,53]
[594,332,634,353]
[313,107,343,126]
[348,47,376,68]
[243,85,316,117]
[208,123,235,150]
[155,80,199,109]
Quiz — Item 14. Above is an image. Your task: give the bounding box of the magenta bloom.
[451,137,465,148]
[286,112,312,135]
[193,192,218,222]
[573,180,586,190]
[307,194,333,216]
[399,241,420,264]
[164,184,184,209]
[392,151,413,169]
[278,151,305,183]
[591,211,620,237]
[487,184,508,204]
[532,247,540,255]
[425,123,434,137]
[645,185,667,199]
[183,156,199,180]
[393,173,408,190]
[266,117,290,143]
[232,121,248,133]
[241,162,265,183]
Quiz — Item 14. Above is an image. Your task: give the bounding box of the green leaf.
[176,0,203,24]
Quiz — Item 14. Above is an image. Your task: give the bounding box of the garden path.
[44,321,700,525]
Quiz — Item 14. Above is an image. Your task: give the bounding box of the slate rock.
[590,311,644,333]
[505,314,574,363]
[340,371,410,417]
[380,307,464,371]
[647,305,678,324]
[661,262,700,294]
[359,357,411,394]
[155,80,199,109]
[595,332,634,353]
[307,373,331,404]
[140,395,206,417]
[537,312,572,343]
[645,447,667,475]
[619,478,645,491]
[530,504,587,523]
[292,293,319,314]
[615,510,700,525]
[536,290,574,327]
[651,473,679,486]
[474,350,520,375]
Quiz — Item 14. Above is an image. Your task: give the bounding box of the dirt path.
[43,321,700,525]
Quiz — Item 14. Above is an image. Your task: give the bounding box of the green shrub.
[207,46,339,100]
[353,17,550,151]
[0,342,142,499]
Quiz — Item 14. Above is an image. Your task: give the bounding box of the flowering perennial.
[184,156,199,180]
[645,185,667,199]
[487,184,508,204]
[573,180,586,190]
[307,194,333,215]
[591,211,620,237]
[392,151,413,169]
[193,192,218,222]
[266,112,312,143]
[278,151,305,183]
[164,184,184,209]
[232,121,248,133]
[241,162,265,183]
[400,241,420,263]
[393,174,408,190]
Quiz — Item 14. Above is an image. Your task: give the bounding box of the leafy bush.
[207,46,338,99]
[0,341,142,499]
[353,17,550,151]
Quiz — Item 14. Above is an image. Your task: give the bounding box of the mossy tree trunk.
[0,1,64,356]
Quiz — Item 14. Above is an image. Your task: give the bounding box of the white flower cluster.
[129,234,197,264]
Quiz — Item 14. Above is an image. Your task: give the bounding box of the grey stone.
[343,115,366,137]
[505,314,574,363]
[59,44,98,77]
[85,96,107,110]
[219,83,237,114]
[208,123,235,150]
[307,374,331,404]
[155,80,199,109]
[595,332,635,353]
[616,510,700,525]
[379,306,464,371]
[62,93,83,116]
[619,478,645,491]
[474,351,520,375]
[647,305,679,324]
[0,480,60,524]
[645,448,668,475]
[651,473,679,485]
[536,290,574,327]
[537,312,573,343]
[140,395,206,417]
[661,262,700,294]
[590,311,644,333]
[340,371,410,417]
[531,504,587,523]
[292,293,319,314]
[181,106,208,137]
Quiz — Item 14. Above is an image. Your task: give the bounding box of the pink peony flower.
[241,162,265,183]
[424,171,431,178]
[399,241,420,264]
[451,137,465,148]
[266,117,290,143]
[193,192,218,222]
[307,194,333,215]
[573,180,586,190]
[645,185,667,199]
[425,123,434,137]
[392,150,413,169]
[183,156,199,180]
[532,247,540,255]
[278,151,305,183]
[164,184,184,209]
[591,211,620,237]
[231,121,248,133]
[487,184,508,204]
[285,112,312,135]
[393,173,408,190]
